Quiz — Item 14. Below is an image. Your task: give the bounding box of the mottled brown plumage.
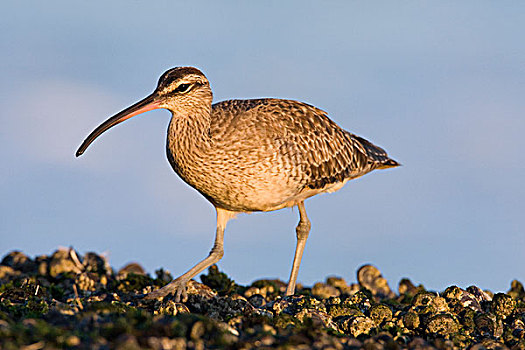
[76,66,399,301]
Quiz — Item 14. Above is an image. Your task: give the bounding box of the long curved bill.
[76,93,161,157]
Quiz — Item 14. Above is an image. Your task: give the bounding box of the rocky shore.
[0,248,524,349]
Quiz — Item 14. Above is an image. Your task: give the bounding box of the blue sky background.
[1,1,524,293]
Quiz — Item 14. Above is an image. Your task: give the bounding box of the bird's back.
[199,98,398,211]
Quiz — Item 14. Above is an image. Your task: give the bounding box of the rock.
[75,273,96,291]
[83,252,112,275]
[0,265,19,280]
[294,308,338,330]
[460,291,483,312]
[185,280,217,300]
[1,251,37,273]
[326,276,357,295]
[312,282,340,299]
[340,315,375,337]
[247,294,266,308]
[357,265,395,299]
[442,285,464,301]
[118,262,146,277]
[1,248,524,350]
[403,311,420,330]
[431,296,450,313]
[467,285,492,302]
[369,304,392,326]
[154,268,173,284]
[412,291,437,307]
[475,312,498,337]
[156,300,190,316]
[425,314,459,336]
[491,293,516,319]
[398,278,422,296]
[325,276,347,289]
[48,248,83,277]
[326,303,363,318]
[200,264,237,296]
[508,280,525,300]
[349,290,372,312]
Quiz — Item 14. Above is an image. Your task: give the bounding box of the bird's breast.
[165,135,310,212]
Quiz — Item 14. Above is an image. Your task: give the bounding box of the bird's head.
[75,66,212,157]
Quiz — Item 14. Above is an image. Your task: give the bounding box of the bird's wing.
[211,99,398,190]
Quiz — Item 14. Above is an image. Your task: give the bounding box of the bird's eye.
[174,83,191,93]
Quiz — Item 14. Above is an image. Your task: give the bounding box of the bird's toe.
[143,278,189,301]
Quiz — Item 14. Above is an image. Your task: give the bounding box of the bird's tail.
[377,158,401,169]
[353,135,401,169]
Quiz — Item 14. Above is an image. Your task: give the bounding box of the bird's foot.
[143,277,189,302]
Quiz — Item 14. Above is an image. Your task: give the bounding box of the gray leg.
[145,208,234,301]
[285,201,311,296]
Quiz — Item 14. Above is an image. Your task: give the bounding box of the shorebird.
[76,67,399,301]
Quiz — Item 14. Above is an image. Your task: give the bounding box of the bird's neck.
[166,103,213,165]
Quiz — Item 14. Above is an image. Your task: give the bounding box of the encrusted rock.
[369,304,392,326]
[83,252,112,275]
[326,276,347,289]
[349,290,372,312]
[1,249,524,350]
[425,314,459,336]
[340,315,375,337]
[357,265,395,299]
[431,296,450,313]
[200,264,237,296]
[398,278,422,296]
[1,251,37,273]
[508,280,525,300]
[247,293,266,308]
[442,285,464,301]
[156,300,190,316]
[459,308,476,333]
[460,291,483,312]
[326,303,363,318]
[0,265,19,279]
[75,273,96,291]
[154,268,173,284]
[475,312,500,337]
[412,291,437,308]
[491,293,516,319]
[326,276,357,295]
[467,285,492,302]
[403,310,420,330]
[48,248,83,277]
[249,279,286,297]
[269,297,292,315]
[185,280,217,300]
[118,262,146,277]
[294,308,338,330]
[312,282,340,299]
